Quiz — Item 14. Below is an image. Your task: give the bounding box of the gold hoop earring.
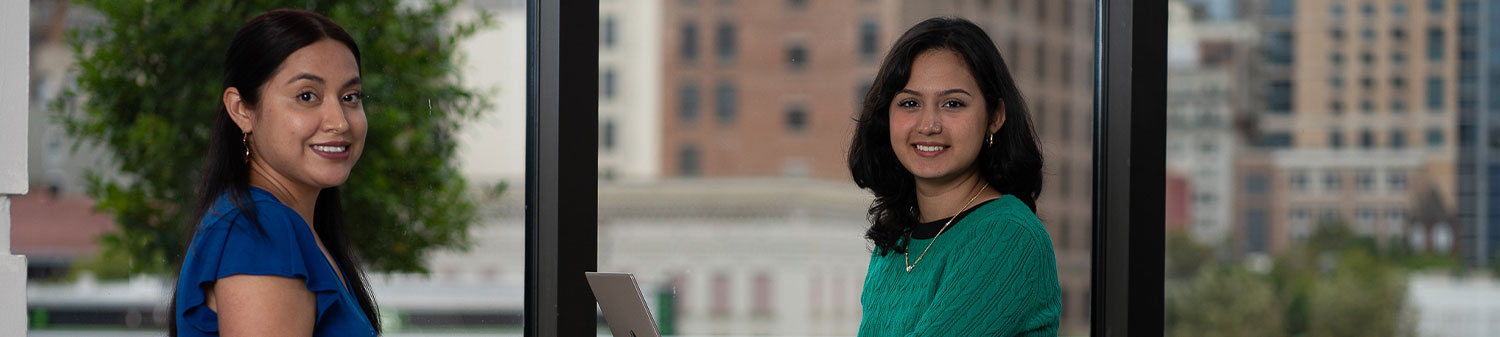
[986,133,995,147]
[242,132,251,163]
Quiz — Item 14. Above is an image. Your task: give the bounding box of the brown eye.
[897,99,919,108]
[298,92,317,102]
[342,92,362,103]
[942,100,965,108]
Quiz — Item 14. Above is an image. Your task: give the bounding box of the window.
[785,104,807,133]
[716,22,737,63]
[1361,3,1376,16]
[1427,76,1445,111]
[680,144,701,177]
[1331,128,1345,149]
[1392,3,1408,17]
[1388,171,1408,191]
[601,68,617,100]
[787,42,809,72]
[1392,27,1406,40]
[716,82,737,125]
[1331,3,1346,19]
[1360,76,1374,89]
[1357,170,1375,191]
[1361,52,1375,65]
[1360,129,1374,148]
[752,273,774,316]
[1392,100,1407,114]
[1247,174,1269,196]
[1263,132,1294,148]
[1267,33,1294,65]
[1331,101,1345,114]
[1247,210,1269,253]
[711,272,730,316]
[1268,0,1294,17]
[787,0,807,10]
[602,16,617,48]
[1361,27,1375,41]
[1391,76,1406,89]
[1427,128,1445,149]
[1428,28,1444,61]
[1360,100,1374,113]
[601,119,617,151]
[682,22,700,62]
[1331,28,1345,41]
[1428,0,1445,13]
[1330,52,1345,66]
[1269,81,1293,112]
[1291,170,1309,191]
[1391,129,1407,148]
[1330,76,1344,88]
[680,83,701,123]
[1392,51,1407,64]
[859,19,879,62]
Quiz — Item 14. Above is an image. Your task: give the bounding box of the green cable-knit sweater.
[858,194,1061,336]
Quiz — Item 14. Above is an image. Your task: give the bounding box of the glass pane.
[19,0,525,335]
[600,0,1094,335]
[1166,0,1486,335]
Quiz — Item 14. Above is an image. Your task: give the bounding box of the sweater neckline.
[909,197,1000,240]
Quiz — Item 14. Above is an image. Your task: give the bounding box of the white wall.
[2,1,32,335]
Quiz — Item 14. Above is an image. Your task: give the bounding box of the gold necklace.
[905,183,987,273]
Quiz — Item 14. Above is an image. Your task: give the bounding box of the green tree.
[55,0,494,275]
[1167,266,1284,337]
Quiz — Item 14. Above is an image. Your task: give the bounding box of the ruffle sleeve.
[174,202,346,335]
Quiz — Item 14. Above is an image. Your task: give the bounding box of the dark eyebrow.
[343,77,362,89]
[286,73,324,85]
[897,88,972,97]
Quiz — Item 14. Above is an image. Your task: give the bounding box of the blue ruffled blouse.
[175,186,377,336]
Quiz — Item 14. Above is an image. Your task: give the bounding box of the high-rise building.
[1239,0,1459,253]
[1456,0,1499,267]
[599,0,665,182]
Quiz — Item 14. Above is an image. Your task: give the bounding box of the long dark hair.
[848,17,1043,256]
[171,9,379,335]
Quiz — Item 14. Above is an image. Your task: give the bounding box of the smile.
[311,145,348,153]
[915,145,946,152]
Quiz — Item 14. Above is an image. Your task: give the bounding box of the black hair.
[171,9,379,335]
[847,17,1043,256]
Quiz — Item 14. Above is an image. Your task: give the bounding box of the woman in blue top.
[172,9,380,336]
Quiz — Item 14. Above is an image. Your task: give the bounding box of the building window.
[1331,128,1344,149]
[602,16,617,48]
[787,42,809,72]
[1268,0,1294,17]
[1360,76,1374,89]
[601,68,617,100]
[1361,27,1375,41]
[1331,100,1345,114]
[1326,171,1350,191]
[681,22,699,62]
[752,273,773,316]
[710,272,729,316]
[1267,33,1294,65]
[716,82,737,125]
[1035,45,1047,79]
[1357,170,1375,192]
[1428,0,1445,13]
[1360,129,1374,148]
[1391,76,1406,89]
[1330,52,1345,66]
[787,0,807,10]
[1392,100,1407,114]
[1248,210,1268,253]
[1331,3,1345,18]
[1035,0,1047,20]
[1263,132,1294,148]
[1427,128,1445,149]
[785,104,808,134]
[1392,51,1407,64]
[1392,3,1408,17]
[1392,27,1406,40]
[1428,28,1445,61]
[1427,76,1445,111]
[601,119,617,151]
[1269,81,1294,112]
[1291,170,1309,191]
[1360,100,1374,113]
[1361,52,1375,65]
[1388,171,1408,191]
[680,83,701,123]
[859,19,879,62]
[680,144,701,177]
[1330,28,1345,41]
[716,22,737,63]
[1391,129,1407,148]
[1361,3,1376,16]
[1247,174,1269,196]
[1330,76,1345,88]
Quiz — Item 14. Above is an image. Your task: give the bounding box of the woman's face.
[888,49,1004,185]
[230,39,366,191]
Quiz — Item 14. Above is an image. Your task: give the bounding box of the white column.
[0,1,31,335]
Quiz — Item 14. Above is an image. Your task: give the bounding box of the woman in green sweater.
[847,17,1060,336]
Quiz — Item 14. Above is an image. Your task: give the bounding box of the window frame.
[527,0,1167,335]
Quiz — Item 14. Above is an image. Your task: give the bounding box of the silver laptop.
[585,272,663,337]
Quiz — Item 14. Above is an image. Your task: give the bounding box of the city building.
[1456,0,1500,268]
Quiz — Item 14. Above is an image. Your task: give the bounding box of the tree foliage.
[56,0,494,275]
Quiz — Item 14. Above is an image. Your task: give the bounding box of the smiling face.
[888,49,1004,186]
[226,38,366,192]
